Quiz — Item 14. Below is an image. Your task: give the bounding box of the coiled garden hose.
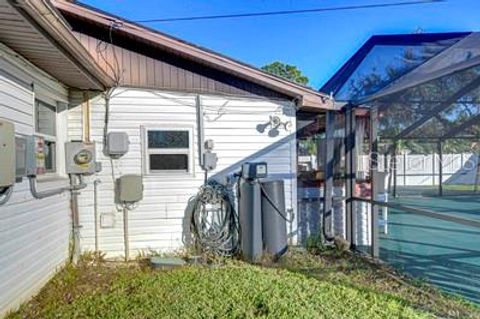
[190,181,239,256]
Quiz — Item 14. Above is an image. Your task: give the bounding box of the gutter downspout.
[196,94,212,183]
[196,95,205,169]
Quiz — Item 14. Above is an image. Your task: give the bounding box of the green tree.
[261,61,309,85]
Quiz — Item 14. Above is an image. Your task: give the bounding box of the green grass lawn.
[7,249,480,319]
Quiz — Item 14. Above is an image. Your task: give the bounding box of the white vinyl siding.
[0,44,70,317]
[68,88,297,258]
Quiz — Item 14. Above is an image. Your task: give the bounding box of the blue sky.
[80,0,480,90]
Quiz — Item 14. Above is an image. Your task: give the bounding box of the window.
[144,127,193,174]
[34,100,57,173]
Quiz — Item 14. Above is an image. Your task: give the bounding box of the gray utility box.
[15,136,27,180]
[105,132,129,158]
[203,152,218,171]
[0,120,15,187]
[116,174,143,203]
[65,141,97,175]
[25,136,37,177]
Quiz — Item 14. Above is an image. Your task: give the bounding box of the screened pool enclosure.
[319,32,480,302]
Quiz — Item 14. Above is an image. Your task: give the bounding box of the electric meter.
[65,141,97,174]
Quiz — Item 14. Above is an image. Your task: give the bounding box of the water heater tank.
[261,180,288,258]
[239,179,263,262]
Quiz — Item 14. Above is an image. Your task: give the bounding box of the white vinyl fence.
[358,153,479,186]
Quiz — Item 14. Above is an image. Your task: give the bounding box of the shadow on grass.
[262,249,480,319]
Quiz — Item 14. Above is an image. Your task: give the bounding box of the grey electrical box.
[15,136,27,180]
[105,132,129,157]
[25,136,37,177]
[242,162,268,180]
[65,141,97,175]
[203,152,218,171]
[0,120,15,187]
[204,139,215,151]
[116,174,143,203]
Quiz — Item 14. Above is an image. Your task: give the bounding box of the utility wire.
[135,0,445,23]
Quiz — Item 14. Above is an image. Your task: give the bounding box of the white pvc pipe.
[123,206,129,262]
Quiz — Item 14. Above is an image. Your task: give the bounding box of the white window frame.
[142,125,195,176]
[34,99,57,174]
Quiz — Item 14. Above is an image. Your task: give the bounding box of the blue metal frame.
[320,32,471,99]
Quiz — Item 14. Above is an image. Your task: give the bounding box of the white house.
[0,0,333,315]
[0,0,114,315]
[54,0,334,257]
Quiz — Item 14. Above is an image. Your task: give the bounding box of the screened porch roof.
[322,32,480,140]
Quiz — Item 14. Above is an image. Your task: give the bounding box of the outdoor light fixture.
[256,115,292,137]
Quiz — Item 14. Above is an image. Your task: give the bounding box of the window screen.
[44,140,56,172]
[149,154,188,171]
[34,100,57,173]
[35,100,56,137]
[148,131,189,149]
[145,128,192,173]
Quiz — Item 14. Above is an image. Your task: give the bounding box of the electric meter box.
[105,132,129,157]
[116,174,143,203]
[0,120,15,187]
[242,162,268,180]
[65,141,97,174]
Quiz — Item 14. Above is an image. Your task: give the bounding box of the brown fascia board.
[52,0,334,110]
[10,0,114,90]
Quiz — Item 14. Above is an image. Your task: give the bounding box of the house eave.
[4,0,114,90]
[53,0,333,110]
